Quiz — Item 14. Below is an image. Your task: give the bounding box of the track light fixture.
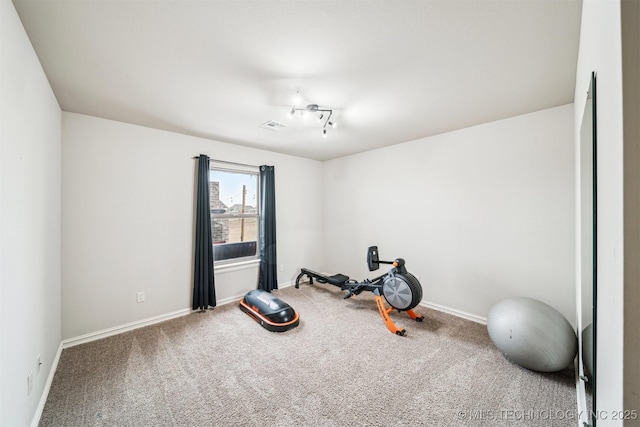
[286,92,337,137]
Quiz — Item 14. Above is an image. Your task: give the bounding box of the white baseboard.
[62,308,193,348]
[63,281,295,348]
[276,280,295,289]
[30,342,63,427]
[419,300,487,325]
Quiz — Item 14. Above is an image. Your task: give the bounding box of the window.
[209,164,260,263]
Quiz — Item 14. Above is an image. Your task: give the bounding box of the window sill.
[215,258,260,274]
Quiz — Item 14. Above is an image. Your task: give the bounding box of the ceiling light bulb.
[329,121,337,128]
[294,91,301,105]
[287,107,295,118]
[317,113,324,123]
[322,129,327,137]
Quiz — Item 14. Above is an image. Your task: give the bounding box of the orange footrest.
[375,295,423,336]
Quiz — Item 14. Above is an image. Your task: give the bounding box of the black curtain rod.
[192,156,260,169]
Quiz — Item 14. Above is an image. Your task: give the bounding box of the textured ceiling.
[13,0,582,161]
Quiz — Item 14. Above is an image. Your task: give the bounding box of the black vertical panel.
[193,155,216,310]
[258,165,278,292]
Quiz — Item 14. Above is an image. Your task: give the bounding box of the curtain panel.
[258,165,278,292]
[193,155,216,310]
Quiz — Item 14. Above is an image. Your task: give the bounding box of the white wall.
[323,105,575,323]
[574,0,625,422]
[62,113,324,339]
[0,1,62,426]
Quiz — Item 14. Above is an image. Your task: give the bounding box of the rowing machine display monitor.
[367,246,380,271]
[296,246,424,336]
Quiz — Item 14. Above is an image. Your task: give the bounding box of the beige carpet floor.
[40,284,577,426]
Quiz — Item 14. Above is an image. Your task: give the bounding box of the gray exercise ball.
[487,297,577,372]
[582,323,593,379]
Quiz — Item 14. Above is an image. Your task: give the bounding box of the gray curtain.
[193,155,216,310]
[258,165,278,292]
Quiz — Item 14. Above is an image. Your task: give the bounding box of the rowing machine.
[295,246,424,336]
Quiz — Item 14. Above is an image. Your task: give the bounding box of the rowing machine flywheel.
[382,272,422,311]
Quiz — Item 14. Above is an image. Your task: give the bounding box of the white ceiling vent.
[260,120,288,131]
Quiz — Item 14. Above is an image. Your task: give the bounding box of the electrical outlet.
[36,355,41,374]
[27,372,33,396]
[136,292,145,303]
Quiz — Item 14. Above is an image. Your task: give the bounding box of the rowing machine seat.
[323,274,350,286]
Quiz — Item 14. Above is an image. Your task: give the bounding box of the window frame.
[208,163,261,266]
